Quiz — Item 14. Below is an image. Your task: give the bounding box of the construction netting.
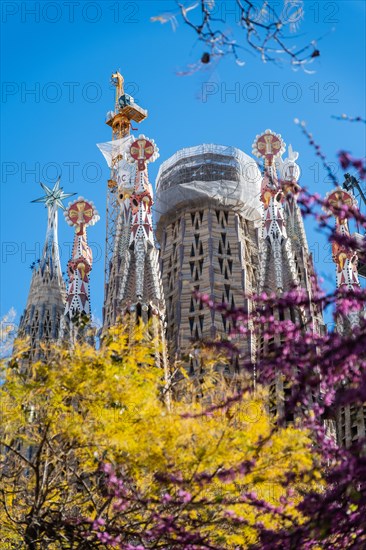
[97,135,134,168]
[155,144,262,222]
[97,136,136,186]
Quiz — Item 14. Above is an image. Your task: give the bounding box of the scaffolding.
[154,144,262,370]
[155,144,263,223]
[97,135,136,293]
[98,71,147,305]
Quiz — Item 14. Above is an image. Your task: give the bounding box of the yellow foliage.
[0,326,322,548]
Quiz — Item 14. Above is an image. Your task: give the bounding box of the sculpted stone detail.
[100,133,166,331]
[18,179,75,363]
[325,187,361,329]
[253,131,308,297]
[64,198,99,323]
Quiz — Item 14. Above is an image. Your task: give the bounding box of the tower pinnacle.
[100,131,168,379]
[100,71,148,306]
[253,130,325,420]
[102,134,165,329]
[18,179,75,363]
[64,197,100,337]
[252,130,289,294]
[325,185,361,331]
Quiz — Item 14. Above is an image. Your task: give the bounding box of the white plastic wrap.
[97,135,137,187]
[96,135,134,168]
[155,144,262,222]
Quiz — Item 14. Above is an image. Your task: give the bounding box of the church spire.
[324,182,365,447]
[64,197,99,341]
[100,132,168,375]
[325,184,361,331]
[18,179,75,363]
[252,129,322,326]
[102,134,165,329]
[98,72,168,378]
[31,178,75,280]
[98,70,148,305]
[252,130,325,421]
[252,130,292,295]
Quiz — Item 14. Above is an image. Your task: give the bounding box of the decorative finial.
[324,187,357,218]
[31,178,76,210]
[126,134,159,171]
[252,129,286,168]
[111,70,124,95]
[64,196,100,229]
[276,144,301,182]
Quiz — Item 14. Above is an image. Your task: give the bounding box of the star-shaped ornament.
[32,178,76,210]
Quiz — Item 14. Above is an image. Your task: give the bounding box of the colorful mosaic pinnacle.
[64,197,99,323]
[325,187,360,293]
[127,135,159,171]
[252,129,285,169]
[125,135,160,302]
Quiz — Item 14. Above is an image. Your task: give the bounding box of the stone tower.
[64,197,100,343]
[325,184,366,447]
[97,71,148,307]
[252,129,325,421]
[101,135,165,324]
[99,130,168,375]
[97,72,168,375]
[155,144,262,374]
[18,179,75,363]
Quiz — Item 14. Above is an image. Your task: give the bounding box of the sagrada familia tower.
[16,71,365,448]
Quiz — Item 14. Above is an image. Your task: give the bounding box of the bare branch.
[151,0,325,72]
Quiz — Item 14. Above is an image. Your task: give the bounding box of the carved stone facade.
[253,130,326,422]
[325,186,366,447]
[155,145,262,375]
[18,263,66,363]
[100,135,168,374]
[64,197,99,343]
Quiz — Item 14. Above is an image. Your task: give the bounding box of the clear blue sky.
[1,0,365,330]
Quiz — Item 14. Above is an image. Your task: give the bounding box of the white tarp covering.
[96,135,134,168]
[155,144,263,222]
[97,135,136,187]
